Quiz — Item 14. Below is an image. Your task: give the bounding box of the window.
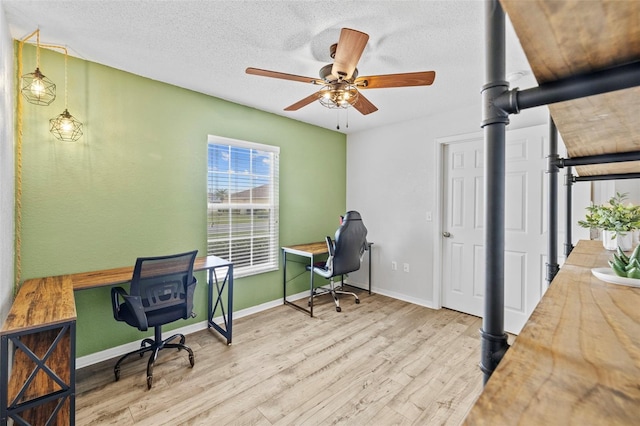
[207,136,279,277]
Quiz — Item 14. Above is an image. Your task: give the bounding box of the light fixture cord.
[64,48,68,108]
[40,42,69,106]
[15,28,42,294]
[35,29,40,68]
[15,40,25,295]
[14,30,70,293]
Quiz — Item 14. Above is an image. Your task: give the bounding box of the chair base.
[310,276,360,312]
[114,326,194,389]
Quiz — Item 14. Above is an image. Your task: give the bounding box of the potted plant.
[578,192,640,250]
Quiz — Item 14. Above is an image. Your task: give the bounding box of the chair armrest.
[325,236,335,256]
[111,286,148,331]
[111,287,127,320]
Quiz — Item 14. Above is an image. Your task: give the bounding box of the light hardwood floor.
[76,291,485,425]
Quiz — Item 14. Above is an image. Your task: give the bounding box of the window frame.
[207,135,280,278]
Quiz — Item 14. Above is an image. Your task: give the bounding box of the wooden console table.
[464,240,640,424]
[1,255,232,425]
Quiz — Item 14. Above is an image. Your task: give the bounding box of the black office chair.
[307,211,368,312]
[111,250,198,389]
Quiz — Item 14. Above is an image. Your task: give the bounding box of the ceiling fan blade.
[350,92,378,115]
[355,71,436,89]
[284,92,322,111]
[331,28,369,81]
[246,67,318,84]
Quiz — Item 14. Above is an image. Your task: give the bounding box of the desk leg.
[208,266,233,345]
[368,246,372,295]
[342,243,373,295]
[282,249,287,306]
[282,249,314,317]
[1,334,7,424]
[309,254,314,318]
[227,265,233,344]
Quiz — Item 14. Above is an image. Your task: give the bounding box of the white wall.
[593,180,640,205]
[590,180,640,241]
[346,102,548,307]
[0,4,15,325]
[616,181,640,204]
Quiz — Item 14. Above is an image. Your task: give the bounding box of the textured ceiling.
[2,0,535,134]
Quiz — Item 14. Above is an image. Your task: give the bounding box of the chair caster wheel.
[147,376,153,390]
[355,299,360,304]
[336,306,342,312]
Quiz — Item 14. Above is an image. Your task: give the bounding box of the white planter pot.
[602,230,634,251]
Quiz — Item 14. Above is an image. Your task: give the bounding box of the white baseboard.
[77,290,313,369]
[371,286,438,310]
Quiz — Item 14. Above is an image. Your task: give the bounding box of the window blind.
[207,136,279,277]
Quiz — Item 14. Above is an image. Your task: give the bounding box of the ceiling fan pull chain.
[346,106,349,128]
[336,110,340,130]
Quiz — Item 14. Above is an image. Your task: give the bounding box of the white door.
[441,125,555,334]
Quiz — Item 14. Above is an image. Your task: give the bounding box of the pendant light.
[49,49,83,142]
[20,29,56,106]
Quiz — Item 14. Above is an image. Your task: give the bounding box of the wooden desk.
[464,240,640,424]
[1,255,232,425]
[69,255,234,345]
[282,241,373,316]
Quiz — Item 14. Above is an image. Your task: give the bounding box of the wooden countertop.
[1,275,76,335]
[1,256,233,329]
[282,242,329,256]
[464,239,640,424]
[70,255,232,290]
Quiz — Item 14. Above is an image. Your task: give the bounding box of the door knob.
[442,232,451,238]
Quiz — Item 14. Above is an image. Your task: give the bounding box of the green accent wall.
[17,44,346,356]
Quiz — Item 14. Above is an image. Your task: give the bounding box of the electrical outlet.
[403,263,410,273]
[391,261,397,271]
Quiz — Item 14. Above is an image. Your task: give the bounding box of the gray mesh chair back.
[131,252,197,322]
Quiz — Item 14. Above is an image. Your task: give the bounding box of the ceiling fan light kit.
[246,27,436,117]
[319,82,359,109]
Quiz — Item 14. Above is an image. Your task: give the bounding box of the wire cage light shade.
[49,109,83,142]
[20,67,56,106]
[318,83,358,109]
[48,44,83,142]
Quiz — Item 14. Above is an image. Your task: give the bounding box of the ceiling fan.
[246,28,436,115]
